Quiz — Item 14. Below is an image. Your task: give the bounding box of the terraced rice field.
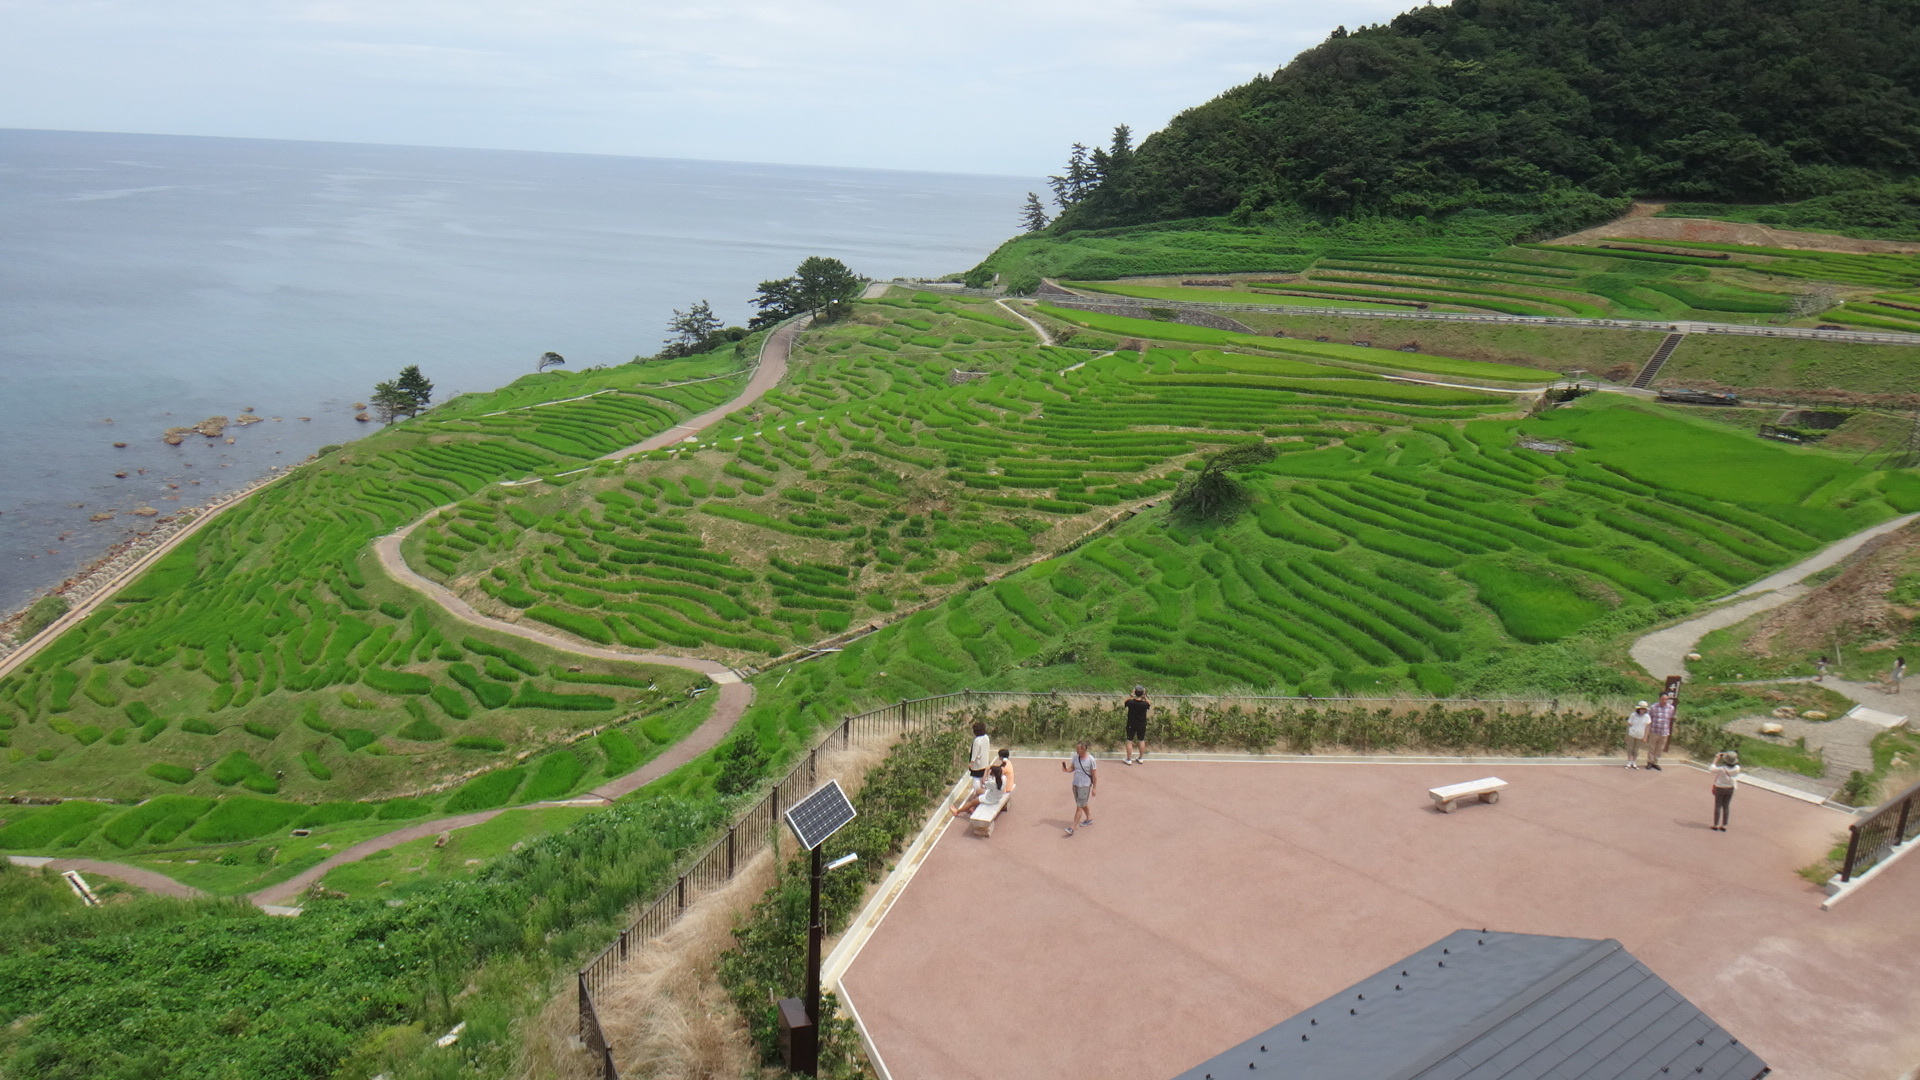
[6,285,1914,863]
[410,294,1522,667]
[0,355,743,828]
[1066,239,1920,325]
[414,291,1915,708]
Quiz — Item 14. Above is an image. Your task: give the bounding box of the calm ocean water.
[0,129,1036,615]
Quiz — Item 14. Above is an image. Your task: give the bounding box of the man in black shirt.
[1122,685,1150,765]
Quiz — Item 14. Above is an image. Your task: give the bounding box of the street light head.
[826,853,859,872]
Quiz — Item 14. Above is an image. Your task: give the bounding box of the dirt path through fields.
[255,313,824,907]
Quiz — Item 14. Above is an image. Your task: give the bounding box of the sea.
[0,128,1038,616]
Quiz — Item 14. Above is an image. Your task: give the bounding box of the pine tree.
[665,300,723,352]
[1019,192,1050,233]
[369,380,411,425]
[394,365,433,416]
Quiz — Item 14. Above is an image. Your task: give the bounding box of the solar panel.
[785,779,856,851]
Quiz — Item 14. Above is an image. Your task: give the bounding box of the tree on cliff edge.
[749,256,863,328]
[395,365,433,414]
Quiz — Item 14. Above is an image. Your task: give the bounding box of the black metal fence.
[574,693,963,1079]
[573,688,1562,1076]
[1840,778,1920,883]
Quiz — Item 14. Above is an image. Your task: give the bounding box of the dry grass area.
[519,739,893,1079]
[1750,519,1920,656]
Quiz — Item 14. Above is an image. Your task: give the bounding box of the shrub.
[181,717,220,736]
[301,751,333,781]
[443,767,527,812]
[17,595,70,640]
[716,735,769,796]
[454,735,507,752]
[244,720,279,740]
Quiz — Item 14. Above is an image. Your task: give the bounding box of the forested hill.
[1059,0,1920,234]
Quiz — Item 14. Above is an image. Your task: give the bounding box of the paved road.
[995,298,1054,345]
[595,313,808,461]
[7,855,209,899]
[1631,513,1920,681]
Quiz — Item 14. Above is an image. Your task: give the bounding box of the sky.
[0,0,1412,177]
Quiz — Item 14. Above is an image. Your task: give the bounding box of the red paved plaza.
[837,760,1920,1080]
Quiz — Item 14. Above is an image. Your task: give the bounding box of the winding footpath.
[10,311,829,909]
[1630,512,1918,798]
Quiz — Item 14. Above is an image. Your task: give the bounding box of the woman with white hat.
[1624,701,1652,769]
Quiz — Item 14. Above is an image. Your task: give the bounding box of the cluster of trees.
[748,256,864,328]
[1043,0,1920,235]
[652,300,750,361]
[1020,126,1135,233]
[648,257,864,362]
[369,365,433,424]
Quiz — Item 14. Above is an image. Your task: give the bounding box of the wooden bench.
[968,788,1014,836]
[1429,777,1507,814]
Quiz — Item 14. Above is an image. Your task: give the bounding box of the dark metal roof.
[1170,930,1768,1080]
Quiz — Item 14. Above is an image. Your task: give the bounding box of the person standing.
[1624,701,1651,769]
[1709,751,1741,830]
[1061,741,1097,835]
[1122,686,1151,765]
[1815,656,1829,682]
[1645,694,1675,772]
[1891,656,1907,695]
[969,721,992,790]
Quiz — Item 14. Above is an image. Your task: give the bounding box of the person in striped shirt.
[1645,693,1675,772]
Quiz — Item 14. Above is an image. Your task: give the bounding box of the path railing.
[573,688,1561,1076]
[575,694,961,1079]
[1840,777,1920,882]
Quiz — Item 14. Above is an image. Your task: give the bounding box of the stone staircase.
[1632,332,1686,388]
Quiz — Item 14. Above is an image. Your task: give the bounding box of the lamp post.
[779,781,859,1077]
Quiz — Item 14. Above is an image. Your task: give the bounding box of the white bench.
[1429,777,1507,814]
[968,788,1014,836]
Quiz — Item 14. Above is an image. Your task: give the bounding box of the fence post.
[842,717,850,749]
[727,826,737,877]
[676,875,687,913]
[1841,824,1864,883]
[1899,793,1914,846]
[809,747,817,786]
[602,1045,617,1080]
[619,928,629,960]
[578,971,588,1037]
[772,784,780,824]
